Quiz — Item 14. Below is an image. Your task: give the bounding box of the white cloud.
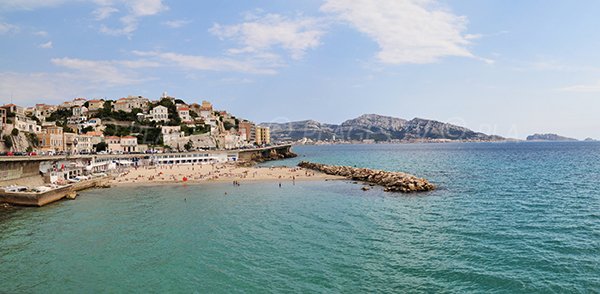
[51,57,159,85]
[132,51,280,74]
[559,81,600,93]
[92,6,119,20]
[33,30,48,36]
[210,13,325,60]
[321,0,476,64]
[39,41,53,48]
[0,22,19,34]
[162,19,191,28]
[0,56,162,104]
[0,0,69,11]
[95,0,168,36]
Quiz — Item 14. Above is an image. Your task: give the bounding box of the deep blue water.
[1,142,599,293]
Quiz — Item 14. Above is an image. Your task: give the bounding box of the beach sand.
[109,163,344,187]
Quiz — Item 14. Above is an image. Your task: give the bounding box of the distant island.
[584,138,597,142]
[261,114,505,143]
[526,133,578,141]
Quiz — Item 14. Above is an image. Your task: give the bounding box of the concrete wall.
[0,161,43,186]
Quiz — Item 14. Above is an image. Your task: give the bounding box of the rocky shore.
[298,161,435,193]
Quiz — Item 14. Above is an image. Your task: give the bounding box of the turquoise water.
[1,142,600,292]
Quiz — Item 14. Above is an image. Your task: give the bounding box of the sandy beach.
[109,163,344,187]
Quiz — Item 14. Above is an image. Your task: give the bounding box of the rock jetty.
[298,161,435,193]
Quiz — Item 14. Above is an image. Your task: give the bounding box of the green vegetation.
[181,124,210,136]
[95,142,108,152]
[223,121,235,131]
[184,140,193,151]
[136,127,162,145]
[46,108,71,123]
[81,126,94,134]
[11,128,19,136]
[3,135,13,149]
[103,124,131,137]
[26,133,39,147]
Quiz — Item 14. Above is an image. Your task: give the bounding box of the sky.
[1,0,599,139]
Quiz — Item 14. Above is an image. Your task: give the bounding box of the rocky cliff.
[261,114,504,142]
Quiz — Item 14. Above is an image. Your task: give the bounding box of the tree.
[95,142,108,152]
[184,140,193,151]
[81,126,94,134]
[3,135,13,149]
[11,128,19,136]
[27,133,39,147]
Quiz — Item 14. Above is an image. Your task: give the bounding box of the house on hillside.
[149,105,169,123]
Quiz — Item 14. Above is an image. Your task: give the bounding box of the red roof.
[178,107,189,111]
[122,136,136,139]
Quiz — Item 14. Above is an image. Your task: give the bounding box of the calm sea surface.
[1,142,599,293]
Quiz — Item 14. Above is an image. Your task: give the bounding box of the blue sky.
[1,0,599,139]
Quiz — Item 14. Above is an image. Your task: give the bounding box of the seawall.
[298,161,435,193]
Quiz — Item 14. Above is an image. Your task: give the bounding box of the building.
[34,104,57,119]
[1,104,24,116]
[255,126,271,145]
[199,100,213,118]
[72,97,87,107]
[76,134,94,153]
[39,126,64,152]
[72,106,88,117]
[14,115,41,133]
[106,136,146,153]
[238,120,255,143]
[149,105,169,123]
[177,105,192,122]
[161,126,184,147]
[0,108,6,130]
[113,96,149,113]
[87,99,104,111]
[63,132,77,154]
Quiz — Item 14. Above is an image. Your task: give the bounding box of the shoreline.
[108,163,344,187]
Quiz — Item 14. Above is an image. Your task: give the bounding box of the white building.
[14,115,41,133]
[149,105,169,123]
[177,106,192,122]
[72,106,88,117]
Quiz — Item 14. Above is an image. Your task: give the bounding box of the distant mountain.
[526,133,578,141]
[584,138,597,142]
[261,114,504,142]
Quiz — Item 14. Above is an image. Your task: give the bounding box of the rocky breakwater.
[298,161,435,193]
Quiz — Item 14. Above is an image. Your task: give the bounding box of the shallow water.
[1,142,599,292]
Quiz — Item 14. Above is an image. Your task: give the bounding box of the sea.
[1,142,599,293]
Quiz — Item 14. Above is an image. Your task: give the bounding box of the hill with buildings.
[261,114,504,143]
[0,93,271,154]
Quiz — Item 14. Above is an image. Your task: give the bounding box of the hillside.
[261,114,504,142]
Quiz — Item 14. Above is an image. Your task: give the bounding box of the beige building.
[87,99,104,111]
[34,104,57,119]
[113,96,149,112]
[255,126,271,145]
[39,126,64,152]
[107,136,146,153]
